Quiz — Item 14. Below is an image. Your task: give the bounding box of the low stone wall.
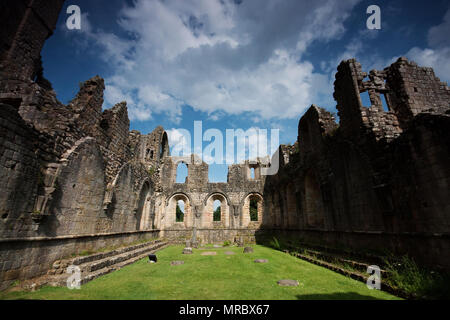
[256,229,450,271]
[0,229,160,290]
[161,228,263,244]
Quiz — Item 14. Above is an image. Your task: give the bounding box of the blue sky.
[41,0,450,182]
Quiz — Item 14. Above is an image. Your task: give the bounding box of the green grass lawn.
[0,245,401,300]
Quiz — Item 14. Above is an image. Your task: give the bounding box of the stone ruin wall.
[0,0,161,288]
[0,0,449,288]
[158,155,268,244]
[0,0,270,287]
[264,58,450,270]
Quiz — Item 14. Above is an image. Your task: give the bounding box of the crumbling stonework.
[0,1,449,290]
[0,0,64,84]
[264,58,450,270]
[158,156,268,243]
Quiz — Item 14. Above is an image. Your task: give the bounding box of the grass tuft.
[383,255,450,299]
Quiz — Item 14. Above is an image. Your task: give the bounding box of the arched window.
[136,182,152,230]
[204,193,229,228]
[176,200,185,222]
[160,132,168,159]
[250,167,255,179]
[176,162,188,183]
[213,199,221,221]
[146,149,154,160]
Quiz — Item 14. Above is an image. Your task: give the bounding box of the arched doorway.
[160,132,169,160]
[176,199,185,222]
[48,138,105,235]
[242,193,263,228]
[136,181,152,230]
[166,193,192,228]
[204,193,230,228]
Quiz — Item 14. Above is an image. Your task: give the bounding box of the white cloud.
[428,9,450,48]
[402,8,450,83]
[75,0,361,122]
[167,128,191,156]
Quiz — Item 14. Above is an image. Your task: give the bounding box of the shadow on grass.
[296,292,382,300]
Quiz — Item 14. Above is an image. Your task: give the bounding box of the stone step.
[80,241,167,273]
[50,239,164,272]
[71,239,164,266]
[285,241,386,266]
[283,242,387,274]
[299,248,388,274]
[288,251,411,300]
[48,242,169,287]
[79,245,169,285]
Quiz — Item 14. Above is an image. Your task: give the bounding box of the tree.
[213,206,221,222]
[176,203,184,222]
[250,199,258,221]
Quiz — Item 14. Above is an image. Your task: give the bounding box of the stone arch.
[145,148,154,161]
[165,192,192,228]
[45,137,106,236]
[203,191,230,206]
[102,162,129,216]
[241,192,264,228]
[108,163,139,231]
[203,192,230,228]
[135,177,152,201]
[240,192,264,205]
[135,180,153,230]
[165,192,192,207]
[304,169,325,228]
[159,131,169,160]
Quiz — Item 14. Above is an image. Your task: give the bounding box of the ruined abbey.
[0,0,449,290]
